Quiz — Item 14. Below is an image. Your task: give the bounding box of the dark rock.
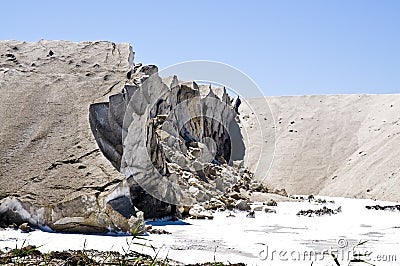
[250,181,268,193]
[273,188,288,197]
[235,199,251,211]
[228,192,246,200]
[148,228,171,235]
[316,198,327,204]
[264,207,276,213]
[365,205,400,211]
[126,69,133,79]
[246,211,255,218]
[218,196,236,210]
[265,199,277,206]
[296,206,342,217]
[19,223,33,233]
[107,195,136,219]
[232,96,241,114]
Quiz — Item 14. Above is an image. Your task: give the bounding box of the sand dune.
[240,94,400,201]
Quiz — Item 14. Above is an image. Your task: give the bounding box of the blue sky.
[1,1,399,96]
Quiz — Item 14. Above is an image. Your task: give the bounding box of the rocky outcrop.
[89,63,257,219]
[0,40,265,232]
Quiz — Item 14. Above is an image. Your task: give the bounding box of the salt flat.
[1,196,399,265]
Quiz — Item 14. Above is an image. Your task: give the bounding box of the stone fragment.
[235,199,251,211]
[19,223,33,233]
[188,205,214,219]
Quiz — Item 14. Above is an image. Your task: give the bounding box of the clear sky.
[1,0,399,96]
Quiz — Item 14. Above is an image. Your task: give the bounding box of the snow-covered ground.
[1,196,399,265]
